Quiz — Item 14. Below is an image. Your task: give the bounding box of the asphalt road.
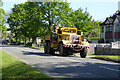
[0,44,120,79]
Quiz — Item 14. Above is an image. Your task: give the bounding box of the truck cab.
[44,26,89,58]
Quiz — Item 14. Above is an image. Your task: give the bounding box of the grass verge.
[87,54,120,62]
[20,45,44,49]
[1,50,52,80]
[75,53,120,63]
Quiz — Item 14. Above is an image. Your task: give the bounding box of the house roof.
[112,15,120,23]
[116,15,120,22]
[101,17,114,25]
[101,14,120,26]
[107,17,114,23]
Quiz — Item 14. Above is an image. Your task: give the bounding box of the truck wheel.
[67,48,73,55]
[59,43,66,56]
[49,48,55,54]
[46,42,55,54]
[80,48,87,58]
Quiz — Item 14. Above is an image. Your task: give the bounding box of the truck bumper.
[63,44,90,51]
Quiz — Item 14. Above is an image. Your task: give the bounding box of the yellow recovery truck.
[44,26,89,58]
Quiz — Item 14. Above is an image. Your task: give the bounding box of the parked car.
[2,40,8,44]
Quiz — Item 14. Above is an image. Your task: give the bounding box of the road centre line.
[99,66,120,72]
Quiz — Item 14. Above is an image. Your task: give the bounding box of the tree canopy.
[7,2,101,43]
[0,0,6,32]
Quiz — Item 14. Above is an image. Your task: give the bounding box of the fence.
[88,43,110,54]
[95,42,120,55]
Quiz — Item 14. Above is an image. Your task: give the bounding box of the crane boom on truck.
[44,26,89,58]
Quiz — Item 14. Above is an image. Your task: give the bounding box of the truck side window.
[53,35,58,41]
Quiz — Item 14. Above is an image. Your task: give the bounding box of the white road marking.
[99,66,120,72]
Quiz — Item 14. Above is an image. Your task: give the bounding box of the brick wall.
[114,32,120,39]
[105,31,113,39]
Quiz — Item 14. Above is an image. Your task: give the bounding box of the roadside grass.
[31,46,44,49]
[75,53,120,62]
[87,54,120,62]
[20,44,44,49]
[1,50,52,80]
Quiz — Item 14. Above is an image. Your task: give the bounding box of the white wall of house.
[104,25,106,42]
[113,17,120,42]
[100,19,110,42]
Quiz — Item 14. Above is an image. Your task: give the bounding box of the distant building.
[118,1,120,10]
[100,14,120,43]
[113,15,120,41]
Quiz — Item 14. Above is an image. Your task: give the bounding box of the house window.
[106,25,109,31]
[110,25,112,31]
[115,23,119,32]
[118,24,120,32]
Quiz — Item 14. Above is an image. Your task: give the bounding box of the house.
[100,14,120,42]
[113,15,120,42]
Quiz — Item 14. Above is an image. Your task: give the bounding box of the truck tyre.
[59,43,66,56]
[44,42,55,54]
[67,48,73,55]
[49,48,55,54]
[80,48,87,58]
[46,42,55,54]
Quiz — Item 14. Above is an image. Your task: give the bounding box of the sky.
[2,0,120,22]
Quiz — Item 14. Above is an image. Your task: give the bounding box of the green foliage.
[90,21,102,38]
[69,8,94,36]
[87,54,120,62]
[7,2,101,42]
[39,2,72,34]
[7,2,72,43]
[0,0,6,32]
[7,2,44,42]
[91,37,100,39]
[112,10,120,16]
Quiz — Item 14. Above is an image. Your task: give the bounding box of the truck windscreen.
[63,29,76,33]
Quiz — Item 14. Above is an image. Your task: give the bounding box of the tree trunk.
[16,37,18,43]
[25,37,26,44]
[32,36,36,44]
[29,37,30,42]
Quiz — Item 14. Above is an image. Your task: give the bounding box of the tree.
[7,2,98,43]
[89,20,102,38]
[7,2,72,43]
[0,0,6,40]
[69,8,94,36]
[0,0,6,32]
[40,2,72,34]
[7,2,44,43]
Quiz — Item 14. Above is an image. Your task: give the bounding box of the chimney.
[118,1,120,10]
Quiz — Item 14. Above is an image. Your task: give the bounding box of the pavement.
[0,44,120,80]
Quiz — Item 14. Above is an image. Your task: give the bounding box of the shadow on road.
[23,51,51,56]
[32,61,119,79]
[22,51,78,57]
[22,51,61,57]
[0,44,22,48]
